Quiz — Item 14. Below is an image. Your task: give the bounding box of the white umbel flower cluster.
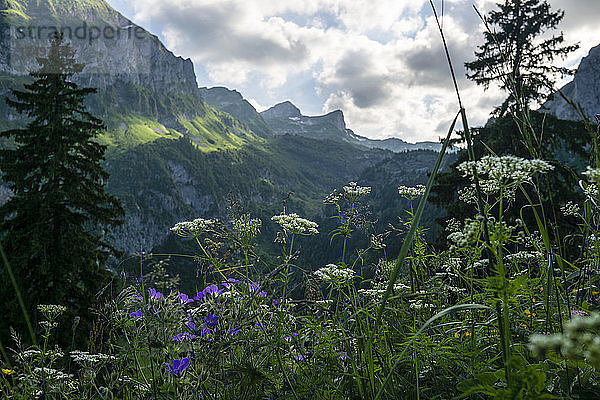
[529,313,600,367]
[37,304,67,320]
[33,367,73,381]
[583,166,600,182]
[315,264,355,285]
[70,351,116,366]
[398,185,426,200]
[458,156,554,187]
[271,213,319,235]
[170,218,217,237]
[561,201,581,217]
[232,215,262,241]
[343,182,371,200]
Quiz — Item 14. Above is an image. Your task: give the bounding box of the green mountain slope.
[0,0,450,270]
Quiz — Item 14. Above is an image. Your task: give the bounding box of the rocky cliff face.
[0,0,202,120]
[542,44,600,120]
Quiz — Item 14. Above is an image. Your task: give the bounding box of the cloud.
[111,0,595,142]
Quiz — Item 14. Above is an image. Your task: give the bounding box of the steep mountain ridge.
[542,43,600,121]
[0,0,449,261]
[261,101,446,153]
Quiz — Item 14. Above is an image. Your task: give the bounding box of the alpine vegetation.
[1,0,599,399]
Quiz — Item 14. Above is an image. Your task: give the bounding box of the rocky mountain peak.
[0,0,198,95]
[321,110,346,131]
[262,101,302,119]
[541,43,600,120]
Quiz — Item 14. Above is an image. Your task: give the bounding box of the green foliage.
[0,34,124,344]
[465,0,579,116]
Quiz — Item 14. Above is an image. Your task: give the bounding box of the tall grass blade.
[373,111,458,332]
[0,241,36,345]
[374,304,491,400]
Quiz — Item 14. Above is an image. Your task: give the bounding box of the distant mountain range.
[2,0,595,273]
[0,0,449,265]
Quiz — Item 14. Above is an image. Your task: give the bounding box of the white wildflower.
[315,299,334,307]
[583,183,599,200]
[324,190,341,204]
[583,166,600,182]
[343,182,371,200]
[370,234,386,250]
[398,185,426,200]
[561,202,580,217]
[39,321,58,330]
[33,368,73,381]
[409,300,436,310]
[458,186,477,204]
[232,214,261,242]
[458,156,553,187]
[505,251,543,265]
[170,218,217,237]
[271,213,319,235]
[37,304,66,319]
[315,264,355,285]
[70,351,116,366]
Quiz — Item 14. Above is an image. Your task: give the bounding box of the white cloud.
[111,0,596,142]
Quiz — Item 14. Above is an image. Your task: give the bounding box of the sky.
[105,0,600,143]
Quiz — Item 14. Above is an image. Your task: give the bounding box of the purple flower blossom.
[129,309,145,319]
[571,310,589,317]
[186,314,196,330]
[273,299,281,307]
[132,292,144,301]
[204,314,219,328]
[202,314,219,336]
[173,332,197,342]
[194,284,223,301]
[248,283,267,297]
[222,278,238,288]
[227,328,241,335]
[148,288,164,300]
[177,291,194,304]
[164,358,190,376]
[338,352,348,360]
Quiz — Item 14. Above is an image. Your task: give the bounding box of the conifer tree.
[465,0,578,116]
[0,33,124,339]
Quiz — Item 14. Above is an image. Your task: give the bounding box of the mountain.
[0,0,260,151]
[0,0,451,274]
[261,101,446,153]
[199,86,273,137]
[541,43,600,121]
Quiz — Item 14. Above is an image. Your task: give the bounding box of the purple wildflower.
[173,332,197,342]
[202,314,219,336]
[222,278,238,288]
[177,291,194,304]
[338,352,348,360]
[129,309,145,319]
[186,314,196,330]
[132,292,144,301]
[148,288,164,300]
[164,358,190,376]
[227,328,241,335]
[248,283,267,297]
[273,299,281,307]
[205,314,219,328]
[571,310,589,317]
[194,284,223,301]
